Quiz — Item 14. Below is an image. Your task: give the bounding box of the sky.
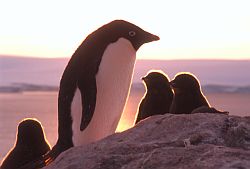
[0,0,250,60]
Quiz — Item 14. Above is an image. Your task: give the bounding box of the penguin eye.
[129,31,136,37]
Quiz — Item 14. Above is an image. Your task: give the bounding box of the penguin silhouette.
[170,72,229,115]
[169,72,210,114]
[135,71,173,124]
[1,119,50,169]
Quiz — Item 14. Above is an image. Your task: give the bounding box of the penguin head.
[170,73,201,94]
[16,119,49,148]
[94,20,160,51]
[142,71,171,91]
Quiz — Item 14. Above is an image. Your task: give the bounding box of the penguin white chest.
[71,38,136,146]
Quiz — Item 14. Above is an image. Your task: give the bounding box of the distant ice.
[1,56,250,91]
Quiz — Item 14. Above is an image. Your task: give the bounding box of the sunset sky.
[0,0,250,60]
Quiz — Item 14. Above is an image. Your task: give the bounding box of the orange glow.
[116,105,136,132]
[116,87,145,132]
[116,120,132,132]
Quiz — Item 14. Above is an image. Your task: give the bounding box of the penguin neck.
[71,38,136,146]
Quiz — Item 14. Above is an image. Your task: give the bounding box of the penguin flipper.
[78,78,97,131]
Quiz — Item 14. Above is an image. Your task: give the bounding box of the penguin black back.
[56,19,159,148]
[169,73,210,114]
[0,119,50,169]
[58,19,157,135]
[136,71,173,124]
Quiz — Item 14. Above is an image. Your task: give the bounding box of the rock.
[45,113,250,169]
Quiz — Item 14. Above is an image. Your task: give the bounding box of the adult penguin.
[57,19,159,148]
[135,71,173,124]
[19,20,159,169]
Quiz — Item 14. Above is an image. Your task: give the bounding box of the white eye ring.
[129,31,136,37]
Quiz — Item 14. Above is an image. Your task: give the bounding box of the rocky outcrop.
[45,113,250,169]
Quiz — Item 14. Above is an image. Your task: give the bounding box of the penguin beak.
[170,81,181,94]
[143,31,160,43]
[169,81,177,90]
[133,30,159,50]
[141,76,149,83]
[169,81,175,88]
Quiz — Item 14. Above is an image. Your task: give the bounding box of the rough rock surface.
[45,113,250,169]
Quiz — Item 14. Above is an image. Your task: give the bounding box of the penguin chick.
[135,71,173,124]
[169,72,210,114]
[1,119,50,169]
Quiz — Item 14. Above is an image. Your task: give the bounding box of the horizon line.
[1,54,250,61]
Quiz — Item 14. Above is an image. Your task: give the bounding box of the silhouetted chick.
[169,72,210,114]
[1,119,51,169]
[169,72,229,115]
[135,71,174,124]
